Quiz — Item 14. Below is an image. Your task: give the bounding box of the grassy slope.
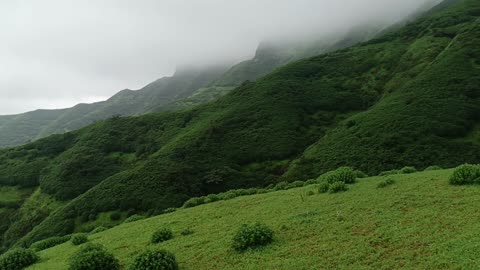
[28,169,480,270]
[0,0,477,248]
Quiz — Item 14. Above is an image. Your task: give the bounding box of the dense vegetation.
[0,0,478,255]
[24,169,480,269]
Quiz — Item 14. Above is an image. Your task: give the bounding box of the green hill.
[26,169,480,269]
[0,66,228,148]
[0,0,478,255]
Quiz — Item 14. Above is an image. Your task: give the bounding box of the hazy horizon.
[0,0,440,115]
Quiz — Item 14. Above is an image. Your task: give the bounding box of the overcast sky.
[0,0,440,115]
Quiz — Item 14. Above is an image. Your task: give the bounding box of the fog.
[0,0,441,115]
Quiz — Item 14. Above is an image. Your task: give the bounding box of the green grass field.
[28,169,480,269]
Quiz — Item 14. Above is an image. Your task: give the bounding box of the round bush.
[400,166,417,174]
[71,234,88,245]
[151,228,173,244]
[425,165,442,171]
[0,248,39,270]
[449,164,480,185]
[69,244,120,270]
[329,181,348,193]
[319,167,356,184]
[124,215,146,223]
[129,249,178,270]
[31,235,71,251]
[318,182,330,193]
[377,178,395,188]
[232,223,274,252]
[110,212,122,221]
[182,197,205,208]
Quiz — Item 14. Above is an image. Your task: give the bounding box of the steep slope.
[27,169,480,270]
[0,66,227,148]
[0,0,478,251]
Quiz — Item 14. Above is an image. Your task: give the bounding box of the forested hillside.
[0,0,478,254]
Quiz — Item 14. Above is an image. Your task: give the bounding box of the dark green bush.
[90,226,108,234]
[129,249,178,270]
[425,165,442,171]
[354,170,368,178]
[274,181,289,190]
[71,234,88,245]
[287,181,305,189]
[180,228,194,236]
[449,164,480,185]
[69,244,120,270]
[319,167,356,184]
[400,166,417,174]
[306,190,315,196]
[182,197,205,208]
[304,179,318,186]
[231,223,274,252]
[204,194,220,203]
[109,212,122,221]
[329,181,348,193]
[31,235,72,251]
[123,215,146,223]
[377,178,395,188]
[151,228,173,244]
[0,248,39,270]
[318,182,330,193]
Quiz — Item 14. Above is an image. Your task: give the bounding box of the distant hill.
[0,0,478,255]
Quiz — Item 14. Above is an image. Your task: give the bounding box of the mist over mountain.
[0,0,440,115]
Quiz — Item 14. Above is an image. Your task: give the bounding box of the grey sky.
[0,0,440,115]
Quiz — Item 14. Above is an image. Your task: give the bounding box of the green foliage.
[129,249,178,270]
[425,165,442,171]
[90,227,108,234]
[379,170,399,176]
[449,164,480,185]
[328,182,348,194]
[274,181,289,191]
[0,248,39,270]
[31,235,72,251]
[354,170,368,178]
[151,228,173,244]
[69,244,120,270]
[318,167,356,184]
[377,178,396,188]
[232,223,274,252]
[109,212,121,221]
[123,215,146,224]
[400,166,417,174]
[180,228,194,236]
[318,182,330,194]
[71,234,88,246]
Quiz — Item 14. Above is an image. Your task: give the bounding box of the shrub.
[318,182,330,193]
[69,244,120,270]
[231,223,274,252]
[71,234,88,246]
[306,190,315,196]
[400,166,417,174]
[129,250,178,270]
[379,169,399,176]
[425,165,442,171]
[182,197,205,208]
[274,181,289,190]
[329,181,348,193]
[304,179,318,186]
[287,181,305,189]
[124,215,146,223]
[162,208,177,214]
[319,167,356,184]
[90,226,108,234]
[180,228,194,236]
[256,188,268,194]
[110,212,122,221]
[151,228,173,244]
[377,178,395,188]
[204,194,220,203]
[449,164,480,185]
[354,170,368,178]
[31,235,72,251]
[0,248,39,270]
